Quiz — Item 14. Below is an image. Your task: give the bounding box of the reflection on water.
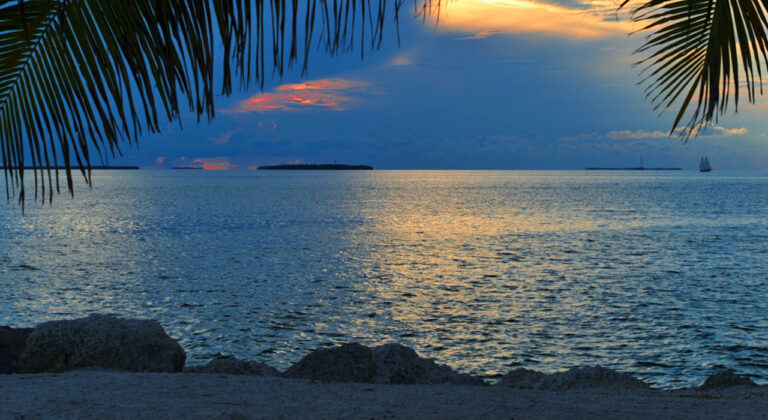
[1,170,767,387]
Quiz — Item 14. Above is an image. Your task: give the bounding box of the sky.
[115,0,768,170]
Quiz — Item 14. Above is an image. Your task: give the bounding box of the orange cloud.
[438,0,636,40]
[276,79,367,91]
[192,157,235,170]
[229,78,369,113]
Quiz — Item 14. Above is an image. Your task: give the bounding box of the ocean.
[1,169,767,388]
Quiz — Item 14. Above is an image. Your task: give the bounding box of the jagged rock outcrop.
[0,327,33,374]
[698,370,758,390]
[499,366,649,390]
[185,358,280,376]
[284,342,484,385]
[284,343,377,383]
[20,314,185,373]
[371,343,484,385]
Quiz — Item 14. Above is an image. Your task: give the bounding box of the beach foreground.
[1,371,766,419]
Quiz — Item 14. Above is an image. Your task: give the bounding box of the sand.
[1,371,766,419]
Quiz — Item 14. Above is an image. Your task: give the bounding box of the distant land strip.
[259,164,373,170]
[2,166,139,170]
[585,167,681,171]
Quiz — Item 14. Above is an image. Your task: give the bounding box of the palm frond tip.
[625,0,768,138]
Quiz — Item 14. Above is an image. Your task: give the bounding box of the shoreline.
[4,315,767,418]
[4,316,766,391]
[2,371,767,419]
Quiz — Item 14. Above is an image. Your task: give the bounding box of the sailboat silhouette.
[699,156,712,172]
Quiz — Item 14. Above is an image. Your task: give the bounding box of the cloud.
[707,126,748,136]
[555,125,748,155]
[557,132,602,142]
[192,157,235,170]
[255,119,281,141]
[257,121,277,130]
[437,0,635,40]
[606,129,672,140]
[389,55,414,66]
[606,126,748,139]
[228,78,370,113]
[456,30,502,40]
[275,79,368,92]
[209,130,238,144]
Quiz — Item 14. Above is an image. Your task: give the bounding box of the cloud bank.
[606,126,748,139]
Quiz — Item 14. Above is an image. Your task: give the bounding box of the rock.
[20,314,186,373]
[185,358,280,376]
[284,342,484,385]
[284,343,376,383]
[542,366,649,390]
[699,370,758,390]
[498,366,649,390]
[371,343,484,385]
[0,327,33,374]
[497,368,547,389]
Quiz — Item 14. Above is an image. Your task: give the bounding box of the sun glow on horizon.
[192,157,235,170]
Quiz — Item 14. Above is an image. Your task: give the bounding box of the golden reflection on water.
[376,211,597,237]
[345,179,602,374]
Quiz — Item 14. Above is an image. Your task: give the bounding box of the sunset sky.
[117,0,768,170]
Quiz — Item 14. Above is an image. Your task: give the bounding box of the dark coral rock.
[20,314,185,373]
[0,326,33,374]
[699,370,758,390]
[498,366,649,391]
[284,343,376,383]
[371,343,484,385]
[185,358,280,376]
[284,342,484,385]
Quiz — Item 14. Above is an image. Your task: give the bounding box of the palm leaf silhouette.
[625,0,768,137]
[0,0,423,206]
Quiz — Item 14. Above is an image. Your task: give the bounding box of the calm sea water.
[1,170,767,387]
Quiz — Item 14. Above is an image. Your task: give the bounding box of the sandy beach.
[1,371,767,419]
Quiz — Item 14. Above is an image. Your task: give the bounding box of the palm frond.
[0,0,419,207]
[625,0,768,137]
